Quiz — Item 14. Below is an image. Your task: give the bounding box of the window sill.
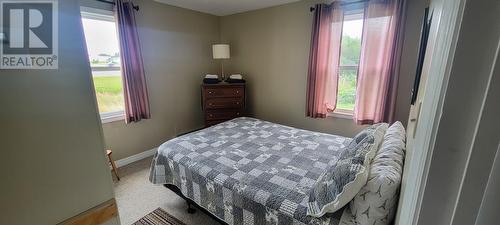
[100,111,125,124]
[328,111,353,120]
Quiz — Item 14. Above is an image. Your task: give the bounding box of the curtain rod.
[96,0,139,11]
[310,0,368,12]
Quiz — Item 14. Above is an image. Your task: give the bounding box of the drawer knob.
[209,91,213,94]
[236,102,240,105]
[237,113,240,115]
[236,91,239,94]
[209,103,213,106]
[209,114,213,117]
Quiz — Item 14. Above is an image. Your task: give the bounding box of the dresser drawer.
[205,110,242,121]
[205,98,244,109]
[205,120,225,127]
[201,83,245,128]
[204,87,244,98]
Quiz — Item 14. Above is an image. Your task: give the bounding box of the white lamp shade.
[212,44,230,59]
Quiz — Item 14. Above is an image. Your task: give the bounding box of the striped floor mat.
[132,208,187,225]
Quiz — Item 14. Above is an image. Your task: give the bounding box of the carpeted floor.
[113,157,222,225]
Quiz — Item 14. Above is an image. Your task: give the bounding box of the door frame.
[395,0,466,224]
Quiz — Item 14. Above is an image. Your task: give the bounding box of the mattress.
[150,117,356,225]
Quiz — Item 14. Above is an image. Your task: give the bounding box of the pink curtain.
[354,0,405,124]
[115,0,151,123]
[306,3,344,118]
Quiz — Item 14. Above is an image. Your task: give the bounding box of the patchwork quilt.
[150,117,356,225]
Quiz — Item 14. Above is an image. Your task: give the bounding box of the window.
[335,12,364,115]
[81,9,124,122]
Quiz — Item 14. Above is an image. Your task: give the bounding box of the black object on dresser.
[201,83,245,127]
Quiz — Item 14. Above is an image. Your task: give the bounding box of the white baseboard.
[115,148,157,168]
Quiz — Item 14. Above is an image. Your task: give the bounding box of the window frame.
[330,10,364,118]
[81,7,125,123]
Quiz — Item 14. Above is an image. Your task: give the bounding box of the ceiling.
[153,0,302,16]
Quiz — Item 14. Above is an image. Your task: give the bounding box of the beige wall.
[93,0,221,160]
[219,0,425,137]
[0,1,117,224]
[395,0,430,126]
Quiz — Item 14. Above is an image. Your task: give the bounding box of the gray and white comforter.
[150,117,356,225]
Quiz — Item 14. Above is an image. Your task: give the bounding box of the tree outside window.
[336,12,364,114]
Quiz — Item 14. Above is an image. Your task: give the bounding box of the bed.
[149,117,404,225]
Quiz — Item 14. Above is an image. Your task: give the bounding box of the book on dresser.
[201,83,245,127]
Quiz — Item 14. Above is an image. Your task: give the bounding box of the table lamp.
[212,44,230,80]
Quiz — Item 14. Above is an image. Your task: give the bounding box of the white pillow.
[350,121,406,225]
[307,123,388,217]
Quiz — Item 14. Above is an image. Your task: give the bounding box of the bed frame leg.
[187,202,196,214]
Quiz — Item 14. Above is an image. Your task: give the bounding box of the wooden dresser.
[201,83,245,127]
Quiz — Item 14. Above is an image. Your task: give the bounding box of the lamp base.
[220,61,225,81]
